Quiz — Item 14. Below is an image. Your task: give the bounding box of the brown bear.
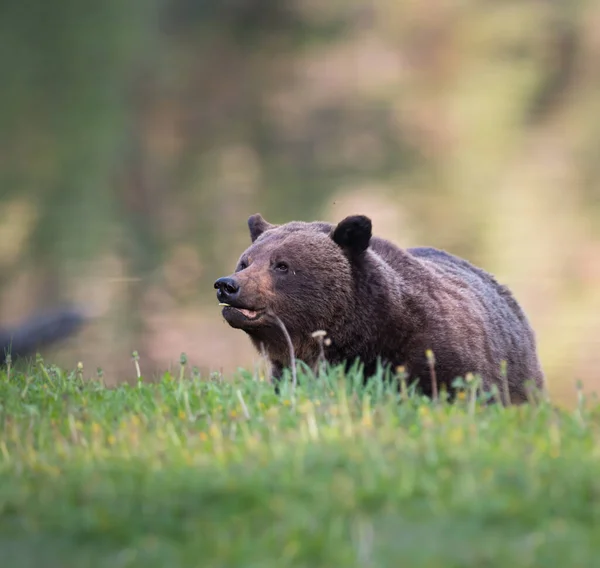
[214,213,545,404]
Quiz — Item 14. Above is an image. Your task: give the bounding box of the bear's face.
[214,214,373,341]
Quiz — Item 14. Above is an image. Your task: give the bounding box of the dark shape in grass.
[0,306,87,365]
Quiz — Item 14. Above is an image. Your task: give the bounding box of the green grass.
[0,357,599,568]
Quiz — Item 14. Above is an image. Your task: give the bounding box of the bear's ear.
[331,215,372,256]
[248,213,276,242]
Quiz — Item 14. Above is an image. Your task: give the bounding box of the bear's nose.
[214,276,240,302]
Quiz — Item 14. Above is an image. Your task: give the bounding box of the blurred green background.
[1,0,599,404]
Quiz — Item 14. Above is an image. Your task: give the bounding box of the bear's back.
[405,246,530,325]
[367,236,528,325]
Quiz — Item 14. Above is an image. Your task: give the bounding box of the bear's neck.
[326,289,416,373]
[319,248,422,375]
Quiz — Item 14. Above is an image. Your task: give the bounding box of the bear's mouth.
[219,302,265,321]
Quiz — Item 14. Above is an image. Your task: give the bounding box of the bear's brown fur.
[214,213,545,404]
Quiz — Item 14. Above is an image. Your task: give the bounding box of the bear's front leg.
[271,361,284,395]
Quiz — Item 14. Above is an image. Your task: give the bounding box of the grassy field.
[0,356,599,568]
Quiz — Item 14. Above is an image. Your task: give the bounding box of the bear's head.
[214,213,373,357]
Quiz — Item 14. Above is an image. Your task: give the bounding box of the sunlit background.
[1,1,599,404]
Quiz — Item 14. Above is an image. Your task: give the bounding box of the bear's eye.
[237,260,248,271]
[274,262,289,273]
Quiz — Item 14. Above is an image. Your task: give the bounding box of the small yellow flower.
[199,432,208,441]
[265,407,279,418]
[178,410,186,420]
[230,409,238,418]
[457,391,466,401]
[448,427,464,445]
[283,400,291,407]
[91,423,101,435]
[107,434,116,445]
